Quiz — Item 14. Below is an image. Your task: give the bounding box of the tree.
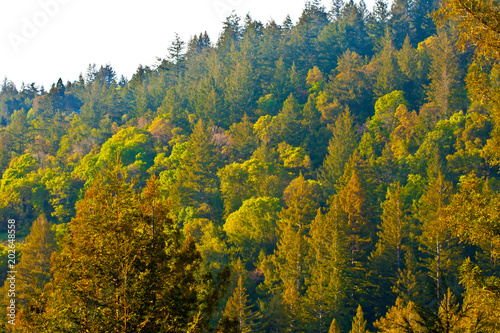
[319,107,358,197]
[349,305,369,333]
[374,297,422,332]
[8,108,29,154]
[40,164,228,332]
[397,35,418,82]
[218,158,288,218]
[368,0,390,49]
[389,104,418,159]
[224,114,259,163]
[338,168,371,271]
[169,119,222,220]
[223,259,258,333]
[266,175,322,331]
[425,29,464,119]
[417,172,456,302]
[435,0,500,60]
[0,214,57,330]
[389,0,413,48]
[411,0,438,43]
[168,32,186,65]
[73,126,155,187]
[374,29,403,97]
[271,94,306,148]
[224,197,281,262]
[329,318,342,333]
[374,182,409,275]
[326,49,371,121]
[217,12,242,53]
[303,202,349,332]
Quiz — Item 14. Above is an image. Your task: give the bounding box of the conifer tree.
[39,163,226,332]
[338,169,371,270]
[0,214,57,330]
[170,119,222,220]
[303,202,349,332]
[375,182,408,275]
[374,28,403,97]
[223,259,257,333]
[329,318,342,333]
[426,29,463,119]
[417,172,456,302]
[320,107,358,197]
[270,175,322,331]
[389,0,413,48]
[374,297,422,332]
[349,305,369,333]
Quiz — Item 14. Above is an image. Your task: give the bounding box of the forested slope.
[0,0,499,331]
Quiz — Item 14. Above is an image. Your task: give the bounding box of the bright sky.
[0,0,378,89]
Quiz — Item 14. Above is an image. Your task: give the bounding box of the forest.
[0,0,499,331]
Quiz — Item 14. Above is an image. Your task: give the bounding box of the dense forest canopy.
[0,0,500,331]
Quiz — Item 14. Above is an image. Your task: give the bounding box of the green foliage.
[224,197,280,262]
[218,158,289,218]
[37,165,227,332]
[0,214,57,330]
[349,305,369,333]
[2,3,500,331]
[320,107,358,196]
[74,126,155,186]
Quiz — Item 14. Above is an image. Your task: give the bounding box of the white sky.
[0,0,377,89]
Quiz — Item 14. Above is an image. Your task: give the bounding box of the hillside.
[0,0,499,331]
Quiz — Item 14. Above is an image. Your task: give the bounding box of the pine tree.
[0,214,57,330]
[223,259,257,333]
[374,297,422,332]
[374,28,403,97]
[425,29,463,119]
[349,305,369,333]
[411,0,438,43]
[375,182,408,275]
[271,175,322,331]
[329,318,342,333]
[170,119,222,220]
[417,172,456,302]
[303,202,349,332]
[389,0,413,48]
[320,107,358,197]
[338,169,371,270]
[369,0,390,48]
[39,164,226,332]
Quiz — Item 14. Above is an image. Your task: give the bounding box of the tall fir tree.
[223,259,258,333]
[38,164,227,332]
[320,107,358,197]
[349,305,369,333]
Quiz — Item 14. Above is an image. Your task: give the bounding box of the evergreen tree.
[329,318,342,333]
[170,119,222,220]
[349,305,369,333]
[303,202,349,332]
[417,172,456,302]
[40,164,227,332]
[0,214,57,330]
[338,169,371,270]
[375,182,408,275]
[411,0,438,43]
[374,28,403,97]
[368,0,390,50]
[223,259,257,333]
[389,0,413,48]
[269,175,322,331]
[425,29,464,119]
[319,107,358,197]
